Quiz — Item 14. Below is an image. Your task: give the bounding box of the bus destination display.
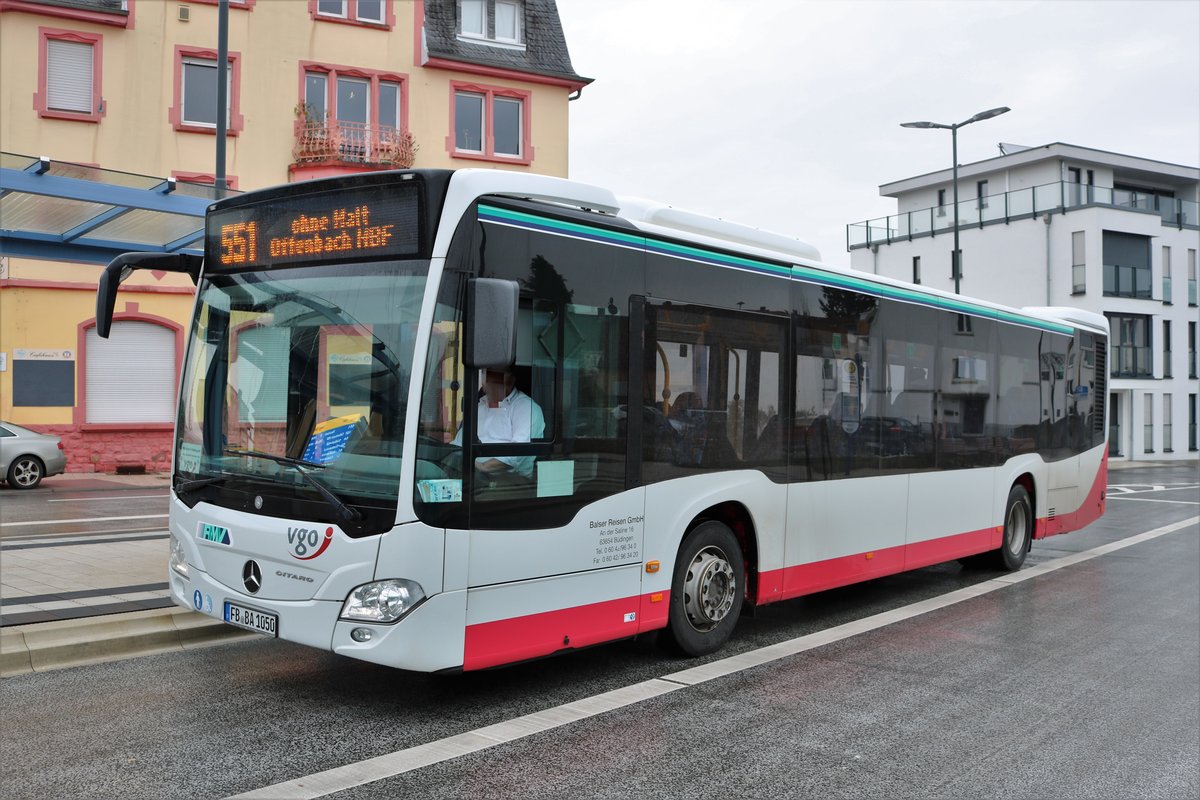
[206,183,420,270]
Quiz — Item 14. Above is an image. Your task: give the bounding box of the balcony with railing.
[1111,344,1153,378]
[1103,263,1153,299]
[293,120,418,168]
[848,180,1199,250]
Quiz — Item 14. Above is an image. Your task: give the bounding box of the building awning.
[0,152,236,265]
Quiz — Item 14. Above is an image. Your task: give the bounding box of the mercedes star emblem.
[243,560,262,594]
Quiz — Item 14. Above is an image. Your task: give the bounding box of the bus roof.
[389,169,1107,338]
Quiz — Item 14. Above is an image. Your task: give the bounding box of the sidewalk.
[2,469,249,676]
[4,469,174,626]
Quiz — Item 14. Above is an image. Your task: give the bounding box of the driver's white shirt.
[452,388,545,477]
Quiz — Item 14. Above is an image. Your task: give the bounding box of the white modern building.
[848,143,1199,461]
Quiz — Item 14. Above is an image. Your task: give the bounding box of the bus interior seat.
[748,415,782,462]
[677,411,738,468]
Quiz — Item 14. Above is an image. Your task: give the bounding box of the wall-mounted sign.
[14,348,74,361]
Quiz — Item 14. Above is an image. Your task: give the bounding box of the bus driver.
[451,368,545,478]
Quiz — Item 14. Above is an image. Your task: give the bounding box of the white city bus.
[97,169,1109,672]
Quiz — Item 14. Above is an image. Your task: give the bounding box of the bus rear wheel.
[663,521,744,657]
[996,484,1033,571]
[960,484,1033,571]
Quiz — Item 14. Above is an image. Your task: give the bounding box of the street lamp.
[901,106,1010,294]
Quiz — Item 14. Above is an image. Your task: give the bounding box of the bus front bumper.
[170,568,467,673]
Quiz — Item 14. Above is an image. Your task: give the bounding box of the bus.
[96,169,1108,672]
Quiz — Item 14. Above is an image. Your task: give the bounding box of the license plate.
[223,601,278,637]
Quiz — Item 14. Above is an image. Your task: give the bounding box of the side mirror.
[463,278,518,369]
[95,252,203,339]
[95,261,133,339]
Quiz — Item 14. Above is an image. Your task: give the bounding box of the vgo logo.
[288,526,334,560]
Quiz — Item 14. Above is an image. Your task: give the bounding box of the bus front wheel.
[663,521,745,657]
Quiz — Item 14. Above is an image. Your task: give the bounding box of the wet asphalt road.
[0,485,169,540]
[1,463,1196,800]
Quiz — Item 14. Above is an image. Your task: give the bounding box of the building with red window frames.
[0,0,590,473]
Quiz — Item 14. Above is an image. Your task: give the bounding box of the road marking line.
[2,533,168,551]
[48,495,167,502]
[226,515,1198,800]
[1107,484,1198,496]
[1107,497,1200,505]
[0,514,168,528]
[0,528,164,545]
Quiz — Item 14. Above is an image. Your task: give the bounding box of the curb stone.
[1,607,255,678]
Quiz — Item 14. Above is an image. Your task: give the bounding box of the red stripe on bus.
[759,526,994,605]
[463,594,660,671]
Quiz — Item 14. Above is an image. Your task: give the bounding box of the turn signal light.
[650,593,664,603]
[645,560,660,573]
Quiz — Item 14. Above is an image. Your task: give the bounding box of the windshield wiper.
[175,474,231,496]
[223,449,362,523]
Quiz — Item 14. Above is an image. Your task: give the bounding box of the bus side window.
[881,299,937,473]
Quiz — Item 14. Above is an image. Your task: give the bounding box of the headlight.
[340,579,425,623]
[169,535,190,579]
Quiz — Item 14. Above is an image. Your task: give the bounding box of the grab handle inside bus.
[463,277,519,369]
[96,252,203,338]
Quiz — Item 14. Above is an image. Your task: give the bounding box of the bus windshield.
[174,259,428,528]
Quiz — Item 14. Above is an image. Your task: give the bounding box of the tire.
[959,484,1033,571]
[994,484,1033,571]
[7,455,45,490]
[662,521,745,657]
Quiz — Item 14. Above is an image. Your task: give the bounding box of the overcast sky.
[557,0,1200,266]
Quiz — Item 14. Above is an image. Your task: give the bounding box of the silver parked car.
[0,421,67,489]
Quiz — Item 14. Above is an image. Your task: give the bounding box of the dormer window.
[458,0,524,47]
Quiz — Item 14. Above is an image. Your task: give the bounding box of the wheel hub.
[683,546,737,632]
[13,460,41,487]
[1006,502,1028,556]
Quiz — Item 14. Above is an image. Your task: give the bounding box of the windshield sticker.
[289,526,334,560]
[417,479,463,503]
[178,442,202,474]
[198,522,232,546]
